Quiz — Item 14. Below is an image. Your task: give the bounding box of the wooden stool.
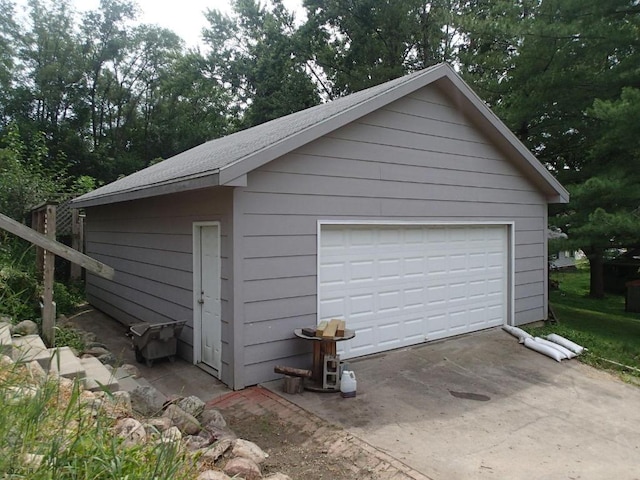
[274,365,312,394]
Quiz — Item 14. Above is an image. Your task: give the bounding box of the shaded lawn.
[527,268,640,382]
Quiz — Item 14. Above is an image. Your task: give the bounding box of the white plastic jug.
[340,370,357,398]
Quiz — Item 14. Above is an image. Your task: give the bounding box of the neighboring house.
[547,227,578,270]
[72,64,569,390]
[550,251,579,270]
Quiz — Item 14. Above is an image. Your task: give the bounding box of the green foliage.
[303,0,461,96]
[0,364,196,479]
[53,324,85,351]
[0,124,60,220]
[0,238,39,321]
[0,234,85,322]
[204,0,320,128]
[528,268,640,380]
[53,281,85,317]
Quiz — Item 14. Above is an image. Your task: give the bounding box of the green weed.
[0,360,197,479]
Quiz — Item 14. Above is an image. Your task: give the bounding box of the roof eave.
[72,172,221,208]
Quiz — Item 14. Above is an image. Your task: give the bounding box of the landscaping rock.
[233,438,269,465]
[183,434,209,450]
[177,395,205,418]
[264,474,293,480]
[115,418,147,446]
[25,360,46,381]
[6,385,37,404]
[97,352,117,366]
[200,438,233,463]
[84,346,110,357]
[130,384,167,416]
[223,456,262,480]
[22,453,44,470]
[108,390,132,415]
[200,408,227,429]
[208,425,236,443]
[13,320,39,336]
[119,363,140,378]
[197,471,231,480]
[0,354,13,366]
[161,426,182,443]
[145,416,173,433]
[163,404,201,435]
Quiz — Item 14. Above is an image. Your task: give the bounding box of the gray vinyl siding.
[84,187,235,386]
[235,83,549,387]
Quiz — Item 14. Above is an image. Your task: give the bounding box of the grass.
[0,359,198,479]
[526,266,640,383]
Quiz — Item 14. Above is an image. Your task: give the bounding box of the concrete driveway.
[272,328,640,480]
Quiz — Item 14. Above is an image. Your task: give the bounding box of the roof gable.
[73,63,568,208]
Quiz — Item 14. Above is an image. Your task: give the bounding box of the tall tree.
[203,0,319,129]
[302,0,461,96]
[459,0,640,297]
[0,0,18,128]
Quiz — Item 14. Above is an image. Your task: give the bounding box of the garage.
[74,64,568,389]
[319,223,511,359]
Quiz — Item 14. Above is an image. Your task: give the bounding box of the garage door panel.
[320,224,508,359]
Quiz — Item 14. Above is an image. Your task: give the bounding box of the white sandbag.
[502,325,533,344]
[524,337,564,362]
[545,333,585,355]
[534,337,575,359]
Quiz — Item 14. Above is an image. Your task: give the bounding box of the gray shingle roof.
[73,66,440,207]
[72,63,568,207]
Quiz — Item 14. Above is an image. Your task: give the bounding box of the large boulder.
[130,384,167,416]
[114,418,147,446]
[177,395,205,418]
[264,474,293,480]
[200,438,233,463]
[197,471,231,480]
[163,404,201,435]
[145,416,173,433]
[12,320,38,336]
[200,408,227,429]
[232,439,269,465]
[160,426,182,443]
[223,457,262,480]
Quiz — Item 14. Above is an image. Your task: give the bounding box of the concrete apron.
[266,328,640,480]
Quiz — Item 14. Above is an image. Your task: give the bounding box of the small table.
[294,328,355,392]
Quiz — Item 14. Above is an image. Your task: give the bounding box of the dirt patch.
[222,407,360,480]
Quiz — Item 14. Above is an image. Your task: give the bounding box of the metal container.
[129,320,186,367]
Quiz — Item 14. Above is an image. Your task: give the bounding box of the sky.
[68,0,305,49]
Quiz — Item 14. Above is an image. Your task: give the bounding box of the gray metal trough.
[129,320,186,367]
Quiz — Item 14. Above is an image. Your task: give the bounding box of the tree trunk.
[587,249,605,298]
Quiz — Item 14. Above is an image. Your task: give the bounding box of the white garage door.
[318,224,509,359]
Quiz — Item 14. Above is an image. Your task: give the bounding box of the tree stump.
[282,375,303,394]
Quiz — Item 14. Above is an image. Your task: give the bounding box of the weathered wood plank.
[0,212,114,279]
[41,205,56,346]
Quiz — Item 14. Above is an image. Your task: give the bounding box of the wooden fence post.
[70,209,83,281]
[42,204,56,346]
[32,208,45,279]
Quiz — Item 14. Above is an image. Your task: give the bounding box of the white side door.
[194,223,222,377]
